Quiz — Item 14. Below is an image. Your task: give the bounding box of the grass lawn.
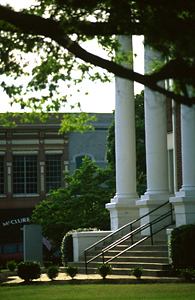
[0,284,195,300]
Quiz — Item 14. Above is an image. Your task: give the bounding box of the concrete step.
[84,255,169,264]
[72,260,170,270]
[85,250,169,260]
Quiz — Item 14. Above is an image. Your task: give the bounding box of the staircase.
[69,232,172,277]
[68,201,175,278]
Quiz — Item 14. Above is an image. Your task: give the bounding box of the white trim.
[45,150,63,154]
[12,139,39,145]
[167,132,173,150]
[44,139,64,144]
[13,194,39,197]
[45,132,58,135]
[12,132,38,136]
[71,153,95,163]
[12,151,38,155]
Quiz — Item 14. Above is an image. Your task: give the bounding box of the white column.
[106,36,139,231]
[115,38,137,200]
[136,46,173,234]
[180,104,195,192]
[170,104,195,226]
[143,46,169,195]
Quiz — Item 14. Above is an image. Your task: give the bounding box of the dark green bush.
[17,261,41,282]
[180,268,195,281]
[43,261,53,268]
[46,265,59,280]
[97,263,112,279]
[6,260,17,271]
[65,265,79,279]
[61,228,98,267]
[131,266,143,279]
[170,224,195,270]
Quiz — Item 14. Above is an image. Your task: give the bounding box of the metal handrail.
[84,201,174,274]
[85,200,170,253]
[103,210,174,264]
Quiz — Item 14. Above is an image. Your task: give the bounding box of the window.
[76,156,85,169]
[0,156,4,194]
[13,156,38,194]
[46,155,62,193]
[3,244,17,254]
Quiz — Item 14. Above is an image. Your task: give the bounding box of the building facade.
[0,113,113,244]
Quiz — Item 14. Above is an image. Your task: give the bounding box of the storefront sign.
[2,217,30,227]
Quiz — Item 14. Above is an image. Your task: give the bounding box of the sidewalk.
[1,271,183,285]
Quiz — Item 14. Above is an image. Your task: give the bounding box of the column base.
[106,195,140,231]
[136,193,174,235]
[170,189,195,227]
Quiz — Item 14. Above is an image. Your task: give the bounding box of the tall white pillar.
[170,104,195,226]
[136,46,173,234]
[106,36,139,231]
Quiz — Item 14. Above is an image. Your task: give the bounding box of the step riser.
[72,262,170,270]
[102,238,168,247]
[84,256,169,263]
[84,251,169,259]
[95,245,168,252]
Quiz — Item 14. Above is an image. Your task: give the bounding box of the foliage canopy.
[0,0,194,126]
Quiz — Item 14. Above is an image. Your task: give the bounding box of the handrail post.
[130,223,133,244]
[85,251,88,275]
[102,252,105,264]
[170,202,174,224]
[150,222,153,245]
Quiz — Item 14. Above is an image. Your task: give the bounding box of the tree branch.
[0,5,195,106]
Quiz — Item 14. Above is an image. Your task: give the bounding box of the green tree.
[0,0,194,125]
[134,90,145,174]
[31,157,115,247]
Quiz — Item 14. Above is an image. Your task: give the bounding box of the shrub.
[6,260,17,271]
[43,261,53,268]
[61,228,99,267]
[180,268,195,281]
[65,265,79,279]
[46,265,59,280]
[131,266,143,279]
[97,263,112,279]
[170,224,195,270]
[17,261,41,282]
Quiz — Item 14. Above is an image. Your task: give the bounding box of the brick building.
[0,113,113,244]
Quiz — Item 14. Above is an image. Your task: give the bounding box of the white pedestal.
[106,197,140,231]
[170,190,195,227]
[136,193,173,235]
[72,231,112,262]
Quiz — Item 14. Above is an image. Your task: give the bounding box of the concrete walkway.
[1,271,183,285]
